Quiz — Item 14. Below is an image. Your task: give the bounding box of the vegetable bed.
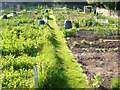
[1,7,90,88]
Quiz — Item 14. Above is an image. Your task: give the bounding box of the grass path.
[40,13,91,88]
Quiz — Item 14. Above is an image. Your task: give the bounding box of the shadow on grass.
[46,23,54,29]
[42,54,72,89]
[48,32,60,48]
[48,17,53,20]
[40,31,72,88]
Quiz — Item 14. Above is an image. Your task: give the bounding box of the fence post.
[33,66,38,89]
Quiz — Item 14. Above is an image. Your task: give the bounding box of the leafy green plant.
[73,21,79,28]
[98,39,106,43]
[98,14,118,24]
[91,72,102,88]
[80,39,89,44]
[55,14,65,21]
[79,18,100,27]
[44,13,49,19]
[110,77,120,89]
[63,28,76,37]
[89,41,94,45]
[72,41,78,47]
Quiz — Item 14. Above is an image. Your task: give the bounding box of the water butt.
[38,19,45,26]
[13,11,17,16]
[64,20,72,29]
[45,9,49,13]
[2,14,7,19]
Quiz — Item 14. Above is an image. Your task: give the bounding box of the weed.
[110,77,120,89]
[72,41,78,47]
[91,72,102,88]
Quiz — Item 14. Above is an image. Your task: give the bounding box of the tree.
[86,0,119,10]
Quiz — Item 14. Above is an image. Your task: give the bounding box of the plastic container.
[2,14,7,19]
[64,20,72,29]
[38,19,45,26]
[13,12,17,16]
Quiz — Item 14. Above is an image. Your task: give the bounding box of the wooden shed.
[84,6,92,13]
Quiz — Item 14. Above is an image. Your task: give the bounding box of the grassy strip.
[40,15,90,88]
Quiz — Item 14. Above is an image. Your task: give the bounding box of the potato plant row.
[1,8,90,88]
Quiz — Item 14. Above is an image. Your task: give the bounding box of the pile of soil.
[66,30,119,89]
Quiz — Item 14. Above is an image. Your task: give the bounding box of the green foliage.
[110,77,120,89]
[91,72,102,88]
[80,39,89,44]
[87,1,118,10]
[44,13,49,19]
[1,9,90,88]
[63,28,76,37]
[73,21,79,28]
[98,39,106,43]
[72,41,78,47]
[79,18,100,27]
[98,14,118,24]
[89,41,94,45]
[55,14,65,21]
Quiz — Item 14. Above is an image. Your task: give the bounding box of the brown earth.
[66,30,119,89]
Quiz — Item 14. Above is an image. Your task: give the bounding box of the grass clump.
[110,77,120,89]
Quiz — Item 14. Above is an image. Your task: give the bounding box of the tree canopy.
[86,1,119,10]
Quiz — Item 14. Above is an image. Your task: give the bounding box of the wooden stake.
[33,66,38,89]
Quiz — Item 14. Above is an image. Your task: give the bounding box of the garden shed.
[84,6,92,13]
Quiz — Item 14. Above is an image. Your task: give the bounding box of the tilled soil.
[66,30,119,89]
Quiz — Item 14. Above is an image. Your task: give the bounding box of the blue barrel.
[13,11,17,16]
[2,14,7,19]
[38,19,45,26]
[64,20,72,29]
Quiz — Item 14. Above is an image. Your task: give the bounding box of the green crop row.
[1,8,90,88]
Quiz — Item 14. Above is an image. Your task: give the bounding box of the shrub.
[79,18,100,27]
[73,21,79,28]
[55,14,64,21]
[44,13,49,19]
[110,77,120,89]
[98,14,118,24]
[63,28,76,37]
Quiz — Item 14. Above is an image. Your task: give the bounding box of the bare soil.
[66,30,119,89]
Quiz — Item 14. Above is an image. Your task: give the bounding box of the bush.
[73,21,79,28]
[44,13,49,19]
[98,14,118,24]
[55,14,64,21]
[63,28,76,37]
[79,18,100,27]
[110,77,120,89]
